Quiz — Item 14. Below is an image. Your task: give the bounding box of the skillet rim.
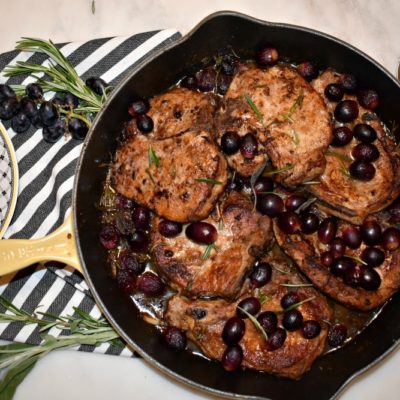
[72,10,400,400]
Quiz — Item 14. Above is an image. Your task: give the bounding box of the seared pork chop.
[274,206,400,310]
[309,69,400,224]
[113,130,228,223]
[152,192,272,299]
[166,256,331,379]
[217,63,332,185]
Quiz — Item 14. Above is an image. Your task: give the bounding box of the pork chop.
[152,192,273,299]
[217,63,332,185]
[165,256,332,379]
[309,69,400,224]
[113,130,228,223]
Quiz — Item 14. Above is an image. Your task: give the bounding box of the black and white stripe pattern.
[0,30,181,356]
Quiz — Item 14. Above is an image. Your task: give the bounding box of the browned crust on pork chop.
[309,69,400,224]
[113,130,228,222]
[165,258,331,379]
[217,63,332,185]
[152,192,273,299]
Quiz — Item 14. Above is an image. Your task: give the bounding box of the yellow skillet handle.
[0,213,83,275]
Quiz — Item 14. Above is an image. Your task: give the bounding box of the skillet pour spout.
[1,10,400,400]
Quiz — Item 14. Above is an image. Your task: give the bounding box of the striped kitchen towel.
[0,29,181,356]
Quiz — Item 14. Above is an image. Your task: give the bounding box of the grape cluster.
[0,77,107,143]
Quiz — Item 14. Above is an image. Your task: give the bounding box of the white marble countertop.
[2,0,400,399]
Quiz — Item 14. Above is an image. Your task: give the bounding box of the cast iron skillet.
[75,11,400,400]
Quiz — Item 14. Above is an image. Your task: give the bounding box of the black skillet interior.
[74,11,400,400]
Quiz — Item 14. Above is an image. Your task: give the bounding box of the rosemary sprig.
[145,168,156,185]
[325,149,352,162]
[194,178,223,185]
[148,146,160,168]
[344,255,368,266]
[296,197,317,213]
[302,180,321,186]
[283,129,300,146]
[244,93,264,123]
[280,283,314,288]
[282,89,304,122]
[281,296,315,312]
[264,164,294,176]
[202,244,218,260]
[250,157,269,211]
[237,307,269,342]
[256,292,271,305]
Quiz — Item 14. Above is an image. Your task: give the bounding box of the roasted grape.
[339,74,357,93]
[256,194,284,217]
[137,272,165,296]
[328,324,347,347]
[136,114,154,133]
[297,61,318,81]
[353,124,377,143]
[277,211,301,234]
[222,317,246,345]
[281,292,299,309]
[240,133,258,159]
[197,68,216,92]
[285,194,306,211]
[341,225,362,249]
[132,206,151,231]
[257,311,278,334]
[334,100,359,122]
[128,99,150,117]
[349,161,375,181]
[358,89,379,110]
[222,345,243,371]
[301,320,321,339]
[381,227,400,251]
[99,224,120,249]
[236,297,261,318]
[324,84,343,102]
[163,327,187,351]
[360,220,382,246]
[221,131,241,155]
[282,309,303,331]
[352,143,379,162]
[158,219,182,238]
[331,126,353,147]
[318,217,337,244]
[249,262,272,287]
[268,328,287,350]
[361,247,385,268]
[256,46,279,67]
[300,212,320,234]
[186,222,217,245]
[359,267,381,291]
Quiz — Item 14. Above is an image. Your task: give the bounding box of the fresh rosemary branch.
[244,93,264,123]
[202,244,218,260]
[194,178,223,185]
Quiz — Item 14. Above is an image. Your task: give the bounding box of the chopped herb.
[194,178,223,185]
[280,283,314,288]
[237,307,268,342]
[281,296,315,312]
[250,157,269,210]
[99,170,116,209]
[296,197,317,214]
[282,89,304,122]
[386,120,399,143]
[271,264,290,274]
[284,129,300,146]
[338,161,355,180]
[148,146,160,167]
[264,164,294,176]
[202,244,218,260]
[344,255,368,266]
[266,119,278,129]
[145,168,156,185]
[257,292,271,305]
[325,149,352,162]
[244,93,264,123]
[302,180,321,186]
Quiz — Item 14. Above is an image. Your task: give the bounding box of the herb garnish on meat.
[244,93,264,123]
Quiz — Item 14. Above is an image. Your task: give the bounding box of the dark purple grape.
[339,74,357,93]
[343,265,362,287]
[352,143,379,162]
[51,95,64,108]
[0,84,16,101]
[327,324,348,347]
[257,311,278,334]
[31,113,43,128]
[324,84,344,102]
[132,206,151,231]
[300,212,320,234]
[334,100,359,122]
[137,272,165,296]
[359,267,381,291]
[282,309,303,331]
[128,99,150,117]
[240,133,258,159]
[331,126,353,147]
[222,345,243,371]
[99,224,120,249]
[86,76,108,95]
[297,61,318,81]
[197,68,216,92]
[256,46,279,67]
[69,118,89,140]
[158,219,182,238]
[341,225,362,249]
[221,131,241,155]
[353,124,377,143]
[227,175,244,192]
[321,251,335,267]
[180,75,198,91]
[281,292,299,309]
[136,114,154,133]
[349,161,375,181]
[221,54,239,75]
[64,92,79,109]
[253,177,274,195]
[301,320,321,339]
[318,218,337,244]
[11,112,31,133]
[163,326,187,351]
[360,220,382,246]
[119,252,145,275]
[381,227,400,251]
[358,89,379,110]
[361,247,385,267]
[20,97,38,118]
[330,257,355,277]
[277,211,301,234]
[236,297,261,319]
[127,231,150,253]
[115,194,134,209]
[256,194,284,217]
[42,119,66,143]
[249,262,272,287]
[268,328,287,350]
[216,73,232,95]
[186,222,217,245]
[116,268,136,294]
[39,101,59,126]
[0,98,19,120]
[222,317,246,345]
[285,195,306,211]
[329,238,346,258]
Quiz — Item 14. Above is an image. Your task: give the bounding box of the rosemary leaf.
[344,255,368,266]
[264,164,294,176]
[280,283,314,288]
[283,129,300,146]
[282,296,315,312]
[148,146,160,168]
[244,93,264,123]
[325,150,352,162]
[202,244,218,260]
[257,292,271,305]
[194,178,223,185]
[145,168,156,185]
[250,157,269,210]
[296,197,317,214]
[302,180,321,186]
[282,89,304,122]
[237,307,268,342]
